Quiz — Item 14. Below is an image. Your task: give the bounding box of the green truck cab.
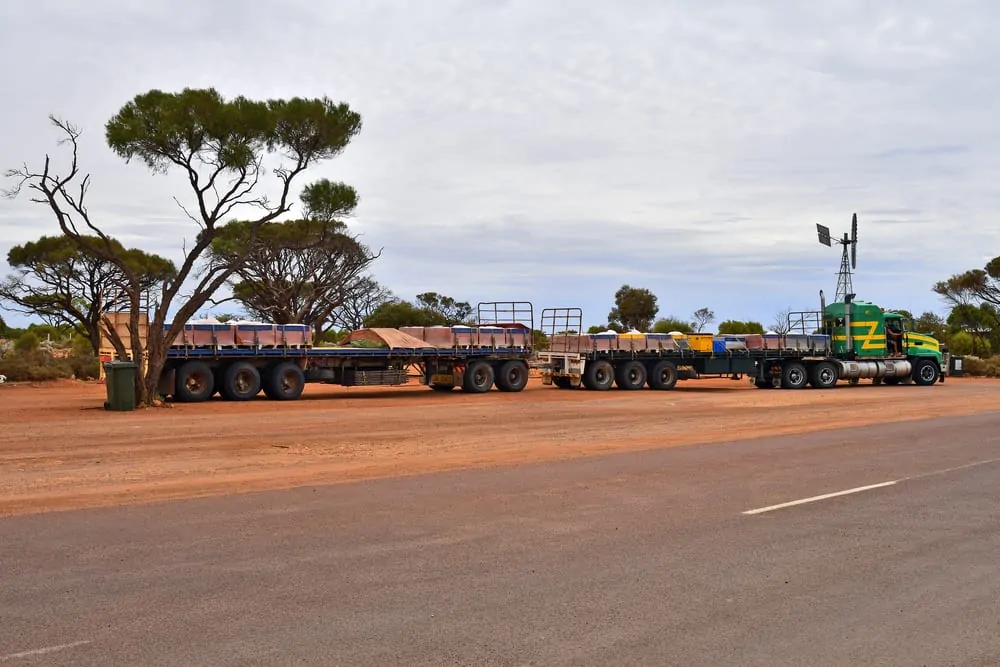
[823,299,944,385]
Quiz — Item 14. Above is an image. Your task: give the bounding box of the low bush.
[0,350,100,382]
[957,354,1000,377]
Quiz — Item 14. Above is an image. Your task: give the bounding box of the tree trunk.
[89,330,102,357]
[142,334,167,406]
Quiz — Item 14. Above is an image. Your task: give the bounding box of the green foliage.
[299,179,359,223]
[651,317,694,334]
[933,256,1000,307]
[608,285,658,332]
[15,331,39,353]
[364,301,446,328]
[717,320,765,334]
[70,334,94,357]
[105,89,362,178]
[0,233,174,355]
[586,325,610,334]
[947,331,978,356]
[361,293,475,329]
[531,329,549,351]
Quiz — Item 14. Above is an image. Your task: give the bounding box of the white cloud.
[0,0,997,329]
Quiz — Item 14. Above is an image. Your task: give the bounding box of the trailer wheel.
[495,360,529,392]
[462,360,495,393]
[807,361,838,389]
[262,361,305,401]
[615,360,646,390]
[582,360,614,391]
[430,384,454,392]
[883,377,901,385]
[781,361,808,389]
[174,361,214,403]
[553,377,573,389]
[913,359,940,386]
[648,360,678,390]
[220,361,261,401]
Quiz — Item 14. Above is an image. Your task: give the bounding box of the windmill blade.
[816,223,831,247]
[851,213,858,268]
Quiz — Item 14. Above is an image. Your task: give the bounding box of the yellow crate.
[687,333,714,352]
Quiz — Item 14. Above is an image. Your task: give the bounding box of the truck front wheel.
[912,359,940,386]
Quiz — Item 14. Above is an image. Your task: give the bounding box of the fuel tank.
[837,359,912,380]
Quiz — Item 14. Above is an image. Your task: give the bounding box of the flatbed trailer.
[159,302,535,402]
[536,303,946,391]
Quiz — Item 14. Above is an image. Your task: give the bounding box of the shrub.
[962,356,987,376]
[0,350,100,382]
[15,332,40,354]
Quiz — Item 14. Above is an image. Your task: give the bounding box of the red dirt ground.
[1,376,998,517]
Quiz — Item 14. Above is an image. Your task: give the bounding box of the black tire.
[552,377,573,389]
[220,361,261,401]
[614,360,646,390]
[430,384,454,392]
[462,360,495,393]
[495,360,529,392]
[754,378,775,389]
[582,360,614,391]
[174,361,214,403]
[262,361,305,401]
[648,360,679,390]
[807,361,838,389]
[781,361,808,389]
[912,358,940,386]
[883,377,901,385]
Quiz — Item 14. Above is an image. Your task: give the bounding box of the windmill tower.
[816,213,858,302]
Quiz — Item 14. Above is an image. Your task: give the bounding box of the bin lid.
[103,361,138,369]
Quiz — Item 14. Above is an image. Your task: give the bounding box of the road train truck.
[537,294,945,391]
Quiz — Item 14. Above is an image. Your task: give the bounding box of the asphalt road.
[3,412,1000,666]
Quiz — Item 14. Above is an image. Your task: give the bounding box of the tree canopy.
[608,285,658,331]
[5,87,364,404]
[717,319,765,335]
[0,234,174,354]
[364,292,473,329]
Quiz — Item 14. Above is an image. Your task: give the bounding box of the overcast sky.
[1,0,998,330]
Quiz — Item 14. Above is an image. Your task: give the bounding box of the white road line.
[742,457,1000,516]
[904,457,1000,481]
[742,481,899,515]
[0,640,92,662]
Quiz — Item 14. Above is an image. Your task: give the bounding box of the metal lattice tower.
[816,213,858,302]
[834,234,853,302]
